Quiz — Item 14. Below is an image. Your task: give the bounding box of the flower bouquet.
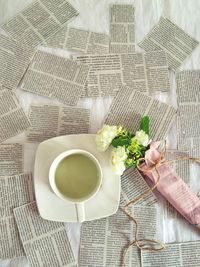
[95,116,200,231]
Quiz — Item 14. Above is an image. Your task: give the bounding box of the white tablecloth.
[1,0,200,266]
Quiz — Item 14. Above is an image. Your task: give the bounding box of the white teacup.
[49,149,103,222]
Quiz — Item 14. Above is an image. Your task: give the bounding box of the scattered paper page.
[46,27,109,54]
[73,54,123,98]
[1,0,78,48]
[0,88,30,143]
[141,241,200,267]
[79,206,157,267]
[105,86,176,140]
[0,173,34,260]
[0,143,23,175]
[120,168,157,207]
[14,201,77,267]
[121,50,170,93]
[139,17,199,71]
[27,104,90,142]
[176,71,200,157]
[0,33,34,90]
[21,50,90,105]
[109,4,135,53]
[74,50,170,98]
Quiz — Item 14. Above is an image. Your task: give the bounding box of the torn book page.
[104,86,176,140]
[141,241,200,267]
[21,50,90,105]
[0,88,30,143]
[0,143,23,176]
[14,201,77,267]
[109,4,135,53]
[27,104,90,142]
[1,0,78,48]
[139,17,199,71]
[46,27,109,54]
[0,33,34,90]
[79,206,157,267]
[0,173,34,260]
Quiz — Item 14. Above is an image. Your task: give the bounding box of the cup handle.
[76,202,85,222]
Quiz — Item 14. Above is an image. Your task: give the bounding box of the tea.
[55,153,101,201]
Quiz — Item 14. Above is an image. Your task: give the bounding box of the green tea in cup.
[49,149,102,203]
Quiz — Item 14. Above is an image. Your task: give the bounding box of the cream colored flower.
[132,130,149,147]
[111,146,127,175]
[95,124,118,151]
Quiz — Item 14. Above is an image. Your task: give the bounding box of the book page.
[27,104,90,142]
[79,206,157,267]
[120,168,157,207]
[0,143,23,176]
[105,86,176,140]
[14,202,77,267]
[176,71,200,157]
[109,4,135,53]
[121,50,170,93]
[141,241,200,267]
[0,33,34,90]
[21,50,90,105]
[73,54,123,98]
[46,27,109,54]
[0,173,34,260]
[139,17,199,71]
[0,88,30,143]
[74,50,170,98]
[1,0,78,48]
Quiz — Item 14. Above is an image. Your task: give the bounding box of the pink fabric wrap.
[141,142,200,226]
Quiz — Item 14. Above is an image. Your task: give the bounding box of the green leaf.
[111,136,130,148]
[140,116,150,135]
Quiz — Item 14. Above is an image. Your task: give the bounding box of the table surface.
[1,0,200,266]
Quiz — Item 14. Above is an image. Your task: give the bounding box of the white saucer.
[34,134,121,222]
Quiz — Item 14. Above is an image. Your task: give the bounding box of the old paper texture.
[0,143,23,176]
[27,104,90,142]
[109,4,135,53]
[46,27,109,54]
[21,50,90,105]
[0,33,34,89]
[105,86,176,140]
[79,206,157,267]
[139,17,199,71]
[14,202,77,267]
[176,71,200,157]
[1,0,78,48]
[0,88,30,143]
[0,173,34,260]
[141,241,200,267]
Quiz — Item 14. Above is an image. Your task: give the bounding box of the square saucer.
[34,134,121,222]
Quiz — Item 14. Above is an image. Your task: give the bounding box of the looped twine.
[122,144,200,267]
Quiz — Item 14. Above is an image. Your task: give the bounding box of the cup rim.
[49,149,103,203]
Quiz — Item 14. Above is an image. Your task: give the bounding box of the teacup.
[49,149,103,222]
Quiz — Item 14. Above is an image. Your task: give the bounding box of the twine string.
[122,151,200,267]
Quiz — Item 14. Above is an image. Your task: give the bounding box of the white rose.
[111,146,127,175]
[133,130,149,147]
[95,125,118,151]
